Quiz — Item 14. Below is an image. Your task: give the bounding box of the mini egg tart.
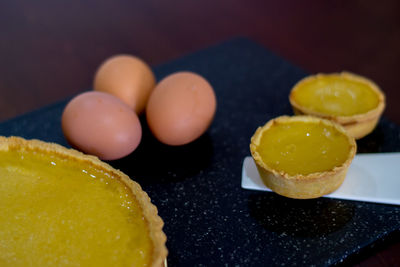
[289,72,385,139]
[0,136,167,267]
[250,116,356,199]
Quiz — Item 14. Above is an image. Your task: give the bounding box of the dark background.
[0,1,399,266]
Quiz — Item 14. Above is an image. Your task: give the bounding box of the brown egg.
[94,55,156,114]
[62,91,142,160]
[146,71,217,146]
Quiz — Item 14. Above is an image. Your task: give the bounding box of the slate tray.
[1,38,399,266]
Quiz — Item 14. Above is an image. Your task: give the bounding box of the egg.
[93,55,156,114]
[62,91,142,160]
[146,71,217,146]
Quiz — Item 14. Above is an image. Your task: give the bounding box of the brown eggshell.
[62,91,142,160]
[93,55,156,114]
[146,71,217,146]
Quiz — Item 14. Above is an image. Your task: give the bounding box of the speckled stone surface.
[1,38,399,266]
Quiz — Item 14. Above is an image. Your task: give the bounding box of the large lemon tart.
[250,116,356,199]
[289,72,385,139]
[0,136,167,267]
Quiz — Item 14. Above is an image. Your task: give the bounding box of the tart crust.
[0,136,167,267]
[250,116,357,199]
[289,72,386,139]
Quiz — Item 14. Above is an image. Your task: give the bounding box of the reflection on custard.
[0,149,152,266]
[256,121,351,176]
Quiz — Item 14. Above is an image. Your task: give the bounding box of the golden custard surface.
[256,121,351,176]
[292,75,380,116]
[0,150,152,267]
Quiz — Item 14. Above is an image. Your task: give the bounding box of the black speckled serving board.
[1,38,400,266]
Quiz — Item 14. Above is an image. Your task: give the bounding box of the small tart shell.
[289,72,386,139]
[250,116,357,199]
[0,136,167,267]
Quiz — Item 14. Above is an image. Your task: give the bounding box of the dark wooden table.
[1,1,399,266]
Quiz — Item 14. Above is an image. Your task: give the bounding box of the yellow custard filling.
[292,74,380,116]
[255,120,351,176]
[0,149,152,267]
